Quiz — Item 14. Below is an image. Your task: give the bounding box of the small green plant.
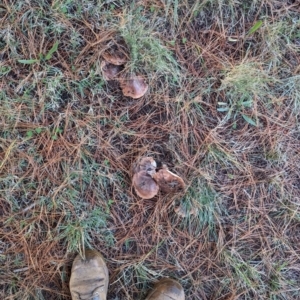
[106,199,114,214]
[25,128,43,139]
[218,99,256,126]
[51,127,63,140]
[247,20,263,36]
[26,130,34,138]
[18,41,59,65]
[150,5,155,13]
[217,62,273,126]
[0,65,11,77]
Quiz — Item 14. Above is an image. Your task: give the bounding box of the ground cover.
[0,0,300,299]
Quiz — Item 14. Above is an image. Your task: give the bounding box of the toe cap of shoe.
[146,278,185,300]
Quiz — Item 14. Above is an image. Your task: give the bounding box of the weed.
[217,62,274,124]
[219,62,272,101]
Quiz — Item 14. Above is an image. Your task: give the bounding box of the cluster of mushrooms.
[132,157,185,199]
[100,49,148,99]
[101,46,186,200]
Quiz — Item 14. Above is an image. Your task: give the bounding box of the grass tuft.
[119,8,181,83]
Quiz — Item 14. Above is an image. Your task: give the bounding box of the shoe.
[145,278,185,300]
[69,249,109,300]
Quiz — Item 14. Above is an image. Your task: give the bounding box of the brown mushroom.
[134,157,157,174]
[100,61,123,80]
[120,75,148,99]
[132,170,159,199]
[152,165,185,193]
[102,51,127,65]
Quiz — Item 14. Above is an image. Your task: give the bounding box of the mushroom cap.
[100,61,123,80]
[152,167,185,193]
[102,51,127,65]
[134,157,157,174]
[120,75,148,99]
[132,170,159,199]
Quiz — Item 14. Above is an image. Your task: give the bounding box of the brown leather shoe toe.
[145,278,185,300]
[69,250,109,300]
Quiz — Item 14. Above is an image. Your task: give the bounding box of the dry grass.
[1,0,300,299]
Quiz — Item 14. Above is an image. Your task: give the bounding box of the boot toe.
[70,250,109,300]
[146,278,185,300]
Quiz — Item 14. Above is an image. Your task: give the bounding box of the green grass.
[1,0,300,299]
[177,179,219,236]
[217,61,275,125]
[119,7,181,86]
[219,62,273,100]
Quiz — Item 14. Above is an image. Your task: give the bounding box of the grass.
[119,8,180,80]
[176,179,219,237]
[1,0,300,299]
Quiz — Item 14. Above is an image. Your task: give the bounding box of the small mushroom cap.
[102,51,127,65]
[152,167,185,193]
[134,157,157,174]
[120,75,148,99]
[100,61,123,80]
[132,171,159,199]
